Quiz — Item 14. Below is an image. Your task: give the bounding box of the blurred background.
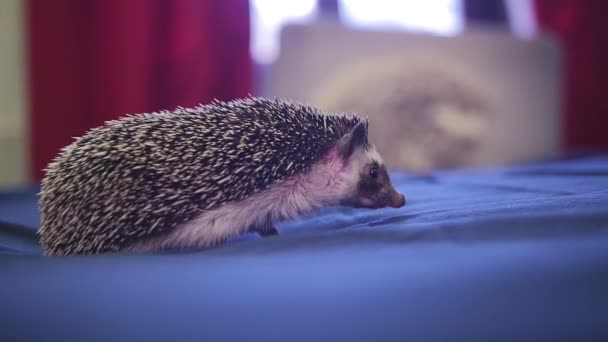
[0,0,606,190]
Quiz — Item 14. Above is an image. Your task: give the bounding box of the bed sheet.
[1,156,607,341]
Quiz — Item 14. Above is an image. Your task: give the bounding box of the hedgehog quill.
[39,97,406,256]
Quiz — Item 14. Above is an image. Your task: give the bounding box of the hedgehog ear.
[337,121,368,160]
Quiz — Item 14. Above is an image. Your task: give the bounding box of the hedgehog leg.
[256,225,279,237]
[249,214,279,237]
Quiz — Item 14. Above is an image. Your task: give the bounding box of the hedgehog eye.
[369,165,378,179]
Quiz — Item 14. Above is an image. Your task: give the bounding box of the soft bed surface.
[1,156,607,341]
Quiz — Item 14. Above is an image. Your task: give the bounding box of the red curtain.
[534,0,608,152]
[26,0,252,181]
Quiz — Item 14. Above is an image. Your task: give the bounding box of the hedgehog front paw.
[255,225,279,237]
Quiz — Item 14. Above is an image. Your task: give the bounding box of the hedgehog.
[38,97,406,256]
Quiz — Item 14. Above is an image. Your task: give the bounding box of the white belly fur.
[125,153,354,253]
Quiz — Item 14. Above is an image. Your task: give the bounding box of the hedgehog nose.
[389,193,406,208]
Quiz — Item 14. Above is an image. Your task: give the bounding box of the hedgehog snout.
[351,186,406,209]
[388,190,406,208]
[374,187,406,209]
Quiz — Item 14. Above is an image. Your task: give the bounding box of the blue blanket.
[1,156,607,341]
